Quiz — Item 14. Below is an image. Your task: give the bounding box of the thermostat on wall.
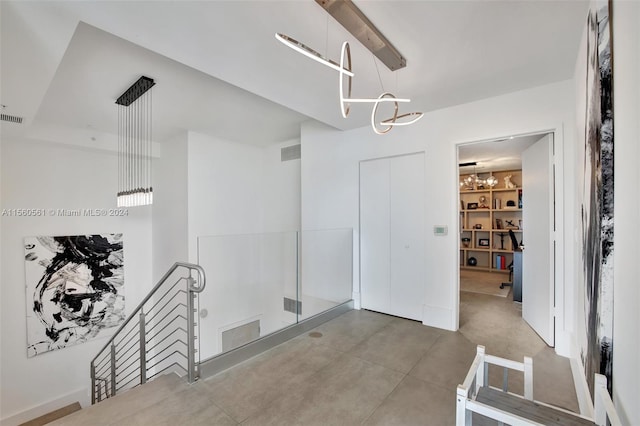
[433,226,448,236]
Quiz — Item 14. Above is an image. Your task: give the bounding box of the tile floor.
[53,290,578,425]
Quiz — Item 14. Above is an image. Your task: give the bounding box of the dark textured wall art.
[24,234,125,357]
[581,1,614,396]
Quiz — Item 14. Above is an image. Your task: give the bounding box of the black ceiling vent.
[1,113,23,124]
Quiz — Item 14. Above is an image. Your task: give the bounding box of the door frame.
[454,127,566,355]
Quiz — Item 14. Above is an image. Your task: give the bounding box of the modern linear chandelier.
[116,76,155,207]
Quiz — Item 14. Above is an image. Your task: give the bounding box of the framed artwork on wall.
[24,234,125,357]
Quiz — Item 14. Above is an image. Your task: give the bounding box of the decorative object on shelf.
[478,238,490,247]
[462,175,475,190]
[518,188,523,208]
[504,174,517,189]
[116,76,155,207]
[519,220,523,230]
[467,202,478,210]
[493,198,502,209]
[495,218,503,229]
[479,195,488,208]
[505,219,519,229]
[276,0,423,136]
[497,232,506,250]
[473,224,483,229]
[461,237,470,248]
[486,175,498,188]
[505,200,517,208]
[467,257,477,266]
[24,234,125,357]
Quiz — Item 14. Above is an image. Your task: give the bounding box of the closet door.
[360,153,425,321]
[389,153,425,320]
[359,159,391,314]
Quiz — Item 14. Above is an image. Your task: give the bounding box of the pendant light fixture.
[116,76,155,207]
[276,34,422,135]
[277,0,422,135]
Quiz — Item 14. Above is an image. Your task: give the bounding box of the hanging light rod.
[346,97,411,103]
[315,0,406,71]
[380,112,423,126]
[275,33,354,77]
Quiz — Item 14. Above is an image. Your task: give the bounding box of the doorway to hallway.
[457,132,556,347]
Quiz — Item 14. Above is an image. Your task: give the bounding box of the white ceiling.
[458,133,547,172]
[0,0,589,146]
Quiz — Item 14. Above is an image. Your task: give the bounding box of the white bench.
[456,345,621,426]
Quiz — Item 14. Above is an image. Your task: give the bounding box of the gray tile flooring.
[53,290,578,425]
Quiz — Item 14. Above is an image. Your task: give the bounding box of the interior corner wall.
[0,138,152,424]
[260,138,301,233]
[611,1,640,424]
[152,131,189,281]
[301,80,576,334]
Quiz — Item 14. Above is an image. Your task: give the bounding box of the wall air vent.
[281,144,301,162]
[1,114,23,124]
[284,297,302,314]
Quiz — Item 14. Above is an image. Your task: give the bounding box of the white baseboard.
[570,356,594,418]
[554,329,573,357]
[1,388,88,426]
[422,304,455,331]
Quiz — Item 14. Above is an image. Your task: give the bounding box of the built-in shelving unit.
[459,169,522,273]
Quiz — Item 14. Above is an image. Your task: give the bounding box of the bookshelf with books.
[459,169,523,273]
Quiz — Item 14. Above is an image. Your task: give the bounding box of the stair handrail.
[90,262,206,403]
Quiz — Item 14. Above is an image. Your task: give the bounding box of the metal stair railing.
[90,262,206,404]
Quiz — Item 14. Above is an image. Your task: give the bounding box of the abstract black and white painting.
[24,234,125,357]
[581,0,614,395]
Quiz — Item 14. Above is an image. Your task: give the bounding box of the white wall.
[183,131,302,359]
[260,139,301,233]
[301,80,576,336]
[186,131,264,262]
[152,131,189,281]
[611,1,640,424]
[0,138,152,424]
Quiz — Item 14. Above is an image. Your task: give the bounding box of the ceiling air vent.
[1,114,23,124]
[281,144,301,162]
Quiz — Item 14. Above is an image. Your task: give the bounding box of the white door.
[360,159,391,315]
[360,153,425,321]
[522,134,555,346]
